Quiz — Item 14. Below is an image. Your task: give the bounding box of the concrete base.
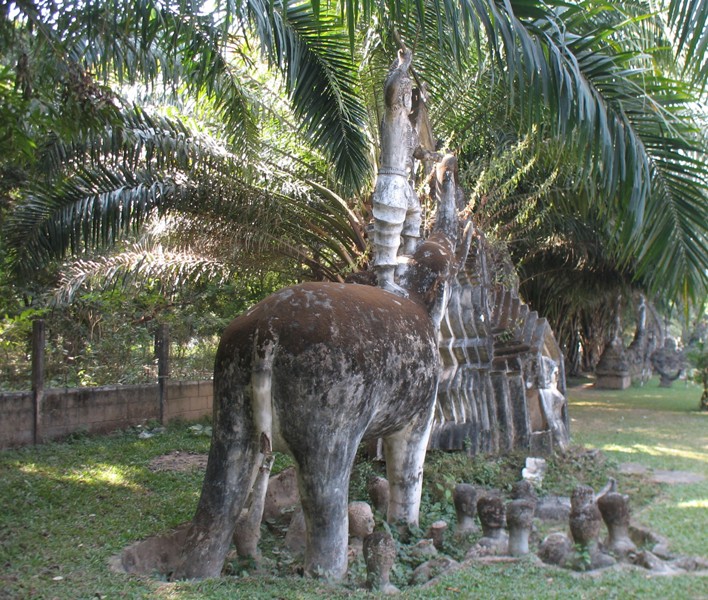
[594,373,631,390]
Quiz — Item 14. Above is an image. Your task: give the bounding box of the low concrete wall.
[0,380,214,449]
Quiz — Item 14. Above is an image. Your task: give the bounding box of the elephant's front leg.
[383,407,435,525]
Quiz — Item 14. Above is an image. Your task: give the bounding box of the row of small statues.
[345,476,703,592]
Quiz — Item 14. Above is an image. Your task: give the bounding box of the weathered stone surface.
[119,524,191,576]
[569,486,601,550]
[478,494,506,535]
[597,492,636,559]
[363,531,399,594]
[596,329,631,389]
[453,483,479,535]
[367,476,391,516]
[650,337,684,387]
[284,508,307,557]
[538,532,572,567]
[426,520,448,551]
[410,556,459,585]
[263,466,300,522]
[569,485,615,570]
[535,495,570,522]
[467,494,508,558]
[506,499,535,556]
[410,538,438,561]
[632,550,677,573]
[371,48,434,297]
[510,479,538,505]
[234,451,275,558]
[348,502,375,540]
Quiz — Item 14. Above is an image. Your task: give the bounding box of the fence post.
[32,319,45,445]
[156,324,170,425]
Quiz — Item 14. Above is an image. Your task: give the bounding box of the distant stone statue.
[650,337,684,387]
[372,47,440,296]
[532,354,569,451]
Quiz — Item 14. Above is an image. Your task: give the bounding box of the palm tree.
[1,0,707,339]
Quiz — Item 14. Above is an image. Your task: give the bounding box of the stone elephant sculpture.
[122,156,469,581]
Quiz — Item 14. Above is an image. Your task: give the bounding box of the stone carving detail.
[453,483,479,536]
[363,531,399,594]
[597,492,637,558]
[650,337,684,387]
[371,48,440,297]
[119,51,470,579]
[430,252,570,454]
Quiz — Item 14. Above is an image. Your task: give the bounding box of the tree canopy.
[1,0,707,370]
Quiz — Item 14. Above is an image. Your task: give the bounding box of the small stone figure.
[569,486,601,553]
[349,501,375,540]
[595,296,632,389]
[569,485,615,570]
[363,531,399,594]
[478,494,506,538]
[506,499,535,556]
[597,492,637,559]
[453,483,479,535]
[348,501,376,559]
[538,532,573,567]
[467,494,508,557]
[367,475,390,516]
[510,479,538,506]
[427,520,448,551]
[650,337,684,387]
[284,508,307,557]
[262,465,300,523]
[521,457,547,485]
[409,538,438,561]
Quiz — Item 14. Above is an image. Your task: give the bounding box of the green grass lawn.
[568,377,708,560]
[1,378,706,599]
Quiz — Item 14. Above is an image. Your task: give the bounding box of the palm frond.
[53,238,233,305]
[668,0,708,85]
[247,0,373,192]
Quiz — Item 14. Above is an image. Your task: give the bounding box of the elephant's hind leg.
[293,438,360,580]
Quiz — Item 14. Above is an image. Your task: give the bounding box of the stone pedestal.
[595,372,631,390]
[595,334,631,390]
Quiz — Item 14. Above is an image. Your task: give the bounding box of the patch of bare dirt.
[619,462,705,484]
[148,451,208,472]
